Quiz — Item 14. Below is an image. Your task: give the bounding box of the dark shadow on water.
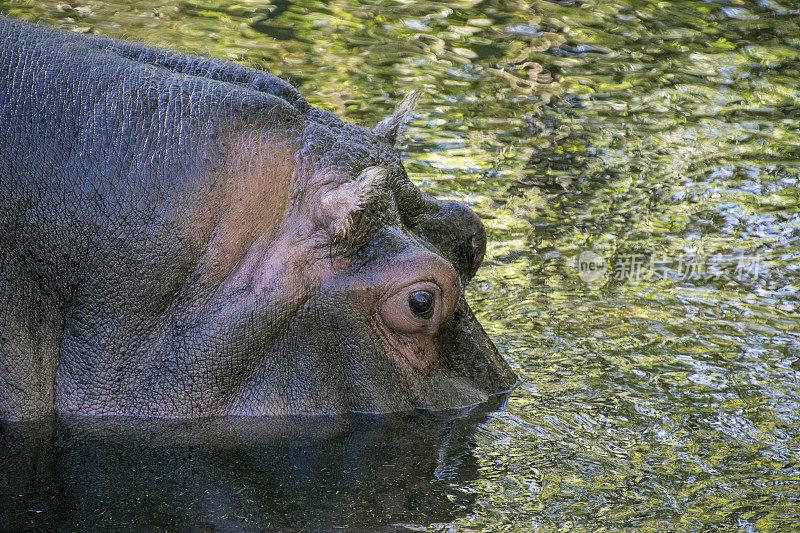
[1,394,509,531]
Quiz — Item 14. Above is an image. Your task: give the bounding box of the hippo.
[0,17,516,420]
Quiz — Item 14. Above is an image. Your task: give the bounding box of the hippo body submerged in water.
[0,17,516,420]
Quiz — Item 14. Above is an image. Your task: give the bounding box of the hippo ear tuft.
[374,90,421,145]
[317,167,389,244]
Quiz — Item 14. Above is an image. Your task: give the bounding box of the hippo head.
[3,20,513,420]
[208,93,517,416]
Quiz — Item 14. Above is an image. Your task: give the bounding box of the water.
[1,0,799,530]
[1,404,507,531]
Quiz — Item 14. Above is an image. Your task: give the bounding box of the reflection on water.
[1,397,507,531]
[2,0,800,530]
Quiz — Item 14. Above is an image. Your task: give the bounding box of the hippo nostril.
[468,229,487,279]
[410,197,490,283]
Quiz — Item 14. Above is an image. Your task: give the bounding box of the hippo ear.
[373,90,421,145]
[317,167,389,243]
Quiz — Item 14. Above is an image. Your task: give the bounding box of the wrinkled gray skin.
[0,18,516,420]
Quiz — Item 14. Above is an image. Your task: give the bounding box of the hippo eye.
[379,280,445,334]
[408,291,434,319]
